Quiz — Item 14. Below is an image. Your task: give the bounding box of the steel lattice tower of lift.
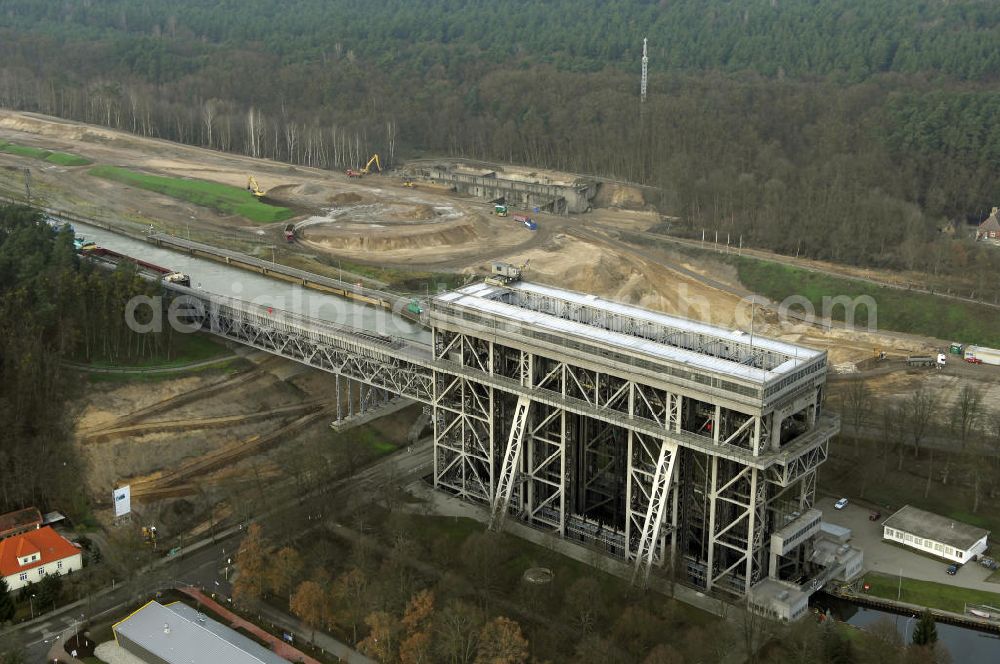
[430,280,838,595]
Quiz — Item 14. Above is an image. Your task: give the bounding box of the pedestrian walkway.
[180,587,320,664]
[180,587,373,664]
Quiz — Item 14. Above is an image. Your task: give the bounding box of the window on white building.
[886,528,894,537]
[38,567,45,576]
[957,552,963,559]
[914,538,923,546]
[18,572,27,581]
[57,560,63,570]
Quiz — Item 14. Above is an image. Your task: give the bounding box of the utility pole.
[23,168,31,204]
[640,38,649,103]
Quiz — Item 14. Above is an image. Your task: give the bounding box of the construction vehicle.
[407,299,424,315]
[485,260,530,287]
[247,175,266,198]
[360,154,382,175]
[403,178,416,188]
[906,355,936,368]
[513,214,537,230]
[284,224,295,243]
[163,272,191,287]
[493,204,508,217]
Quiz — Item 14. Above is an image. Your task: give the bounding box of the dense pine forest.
[0,205,184,515]
[2,1,1000,281]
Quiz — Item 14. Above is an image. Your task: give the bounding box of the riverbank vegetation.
[0,203,187,515]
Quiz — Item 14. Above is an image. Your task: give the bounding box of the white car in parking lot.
[834,497,848,510]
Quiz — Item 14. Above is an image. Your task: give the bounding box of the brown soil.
[3,108,989,415]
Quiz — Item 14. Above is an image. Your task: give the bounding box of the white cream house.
[0,526,82,591]
[882,505,989,564]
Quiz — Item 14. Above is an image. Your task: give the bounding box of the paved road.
[821,498,1000,593]
[61,355,237,374]
[5,441,432,662]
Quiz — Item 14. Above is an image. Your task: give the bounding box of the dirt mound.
[384,203,436,221]
[593,182,646,210]
[0,111,119,144]
[303,220,481,252]
[330,192,363,205]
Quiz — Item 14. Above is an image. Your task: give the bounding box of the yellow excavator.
[247,175,266,198]
[360,154,382,175]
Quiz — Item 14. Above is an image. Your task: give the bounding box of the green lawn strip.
[405,515,716,628]
[735,257,1000,347]
[89,165,293,223]
[73,332,231,369]
[0,140,91,165]
[863,571,1000,613]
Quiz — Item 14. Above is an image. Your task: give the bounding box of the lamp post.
[29,593,35,620]
[905,614,917,643]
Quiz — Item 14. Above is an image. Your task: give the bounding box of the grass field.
[863,571,1000,613]
[89,165,294,223]
[0,140,91,166]
[736,258,1000,347]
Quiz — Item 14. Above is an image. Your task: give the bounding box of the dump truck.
[284,224,295,243]
[493,204,508,216]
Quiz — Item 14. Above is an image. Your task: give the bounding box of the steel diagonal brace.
[631,440,678,587]
[488,395,532,531]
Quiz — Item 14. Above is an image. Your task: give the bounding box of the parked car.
[946,564,959,575]
[835,497,849,510]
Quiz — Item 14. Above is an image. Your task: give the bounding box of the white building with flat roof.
[882,505,989,564]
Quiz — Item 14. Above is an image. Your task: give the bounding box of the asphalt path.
[4,441,433,662]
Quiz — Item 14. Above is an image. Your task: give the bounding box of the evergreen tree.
[0,578,15,624]
[35,574,63,613]
[911,609,938,646]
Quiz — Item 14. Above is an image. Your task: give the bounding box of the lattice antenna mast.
[640,37,648,102]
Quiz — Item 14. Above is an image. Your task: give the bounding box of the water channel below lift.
[72,222,431,344]
[815,594,1000,660]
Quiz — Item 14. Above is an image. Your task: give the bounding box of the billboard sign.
[113,485,131,517]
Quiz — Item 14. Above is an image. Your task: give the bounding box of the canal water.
[72,222,431,344]
[818,595,1000,660]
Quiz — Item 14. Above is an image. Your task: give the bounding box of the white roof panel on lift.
[436,281,824,386]
[446,291,780,384]
[511,282,819,361]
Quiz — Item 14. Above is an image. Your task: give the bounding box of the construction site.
[3,108,1000,615]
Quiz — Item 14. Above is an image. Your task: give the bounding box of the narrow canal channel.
[817,594,1000,660]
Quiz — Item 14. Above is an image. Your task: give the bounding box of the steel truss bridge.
[167,280,838,596]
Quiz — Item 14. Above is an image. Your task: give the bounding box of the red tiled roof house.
[0,507,42,540]
[0,526,82,591]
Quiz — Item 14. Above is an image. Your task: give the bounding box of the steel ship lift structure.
[168,278,839,598]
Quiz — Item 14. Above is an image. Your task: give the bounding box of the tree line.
[0,204,184,516]
[3,1,1000,294]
